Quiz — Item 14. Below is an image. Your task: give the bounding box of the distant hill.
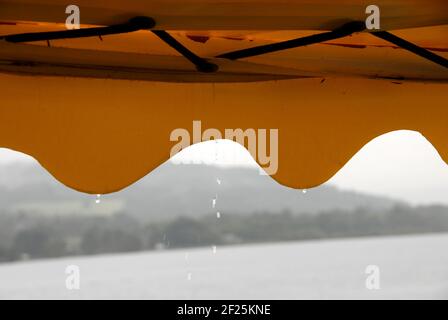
[0,162,402,221]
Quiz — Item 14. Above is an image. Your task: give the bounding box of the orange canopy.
[0,0,447,194]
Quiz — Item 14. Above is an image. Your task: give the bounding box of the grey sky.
[1,130,447,205]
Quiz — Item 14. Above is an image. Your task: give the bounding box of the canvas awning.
[0,0,447,194]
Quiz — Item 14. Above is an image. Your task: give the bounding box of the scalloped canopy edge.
[0,75,447,194]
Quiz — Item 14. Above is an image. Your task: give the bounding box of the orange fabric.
[0,75,447,194]
[0,1,447,194]
[0,0,446,30]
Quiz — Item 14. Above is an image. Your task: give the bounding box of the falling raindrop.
[185,252,189,261]
[212,195,218,209]
[302,189,307,194]
[212,246,217,254]
[187,272,192,281]
[216,211,221,219]
[216,178,221,185]
[215,139,219,162]
[95,194,101,204]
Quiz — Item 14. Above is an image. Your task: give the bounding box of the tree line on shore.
[1,204,448,263]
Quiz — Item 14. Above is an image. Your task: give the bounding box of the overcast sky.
[1,130,447,205]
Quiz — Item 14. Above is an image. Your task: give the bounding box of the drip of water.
[95,194,101,204]
[216,178,222,185]
[212,246,217,254]
[215,139,219,162]
[302,189,307,194]
[212,195,218,209]
[216,212,221,219]
[187,272,192,281]
[185,252,189,261]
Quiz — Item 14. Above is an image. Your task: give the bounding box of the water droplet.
[216,212,221,219]
[187,272,192,281]
[212,246,217,254]
[302,189,307,194]
[95,194,101,204]
[216,178,221,185]
[185,252,189,261]
[212,195,218,209]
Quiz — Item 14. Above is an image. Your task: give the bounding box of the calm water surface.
[1,233,448,299]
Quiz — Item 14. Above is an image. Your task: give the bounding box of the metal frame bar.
[151,30,218,73]
[372,31,448,69]
[216,22,447,70]
[1,18,446,73]
[216,21,366,60]
[0,16,218,73]
[0,17,156,43]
